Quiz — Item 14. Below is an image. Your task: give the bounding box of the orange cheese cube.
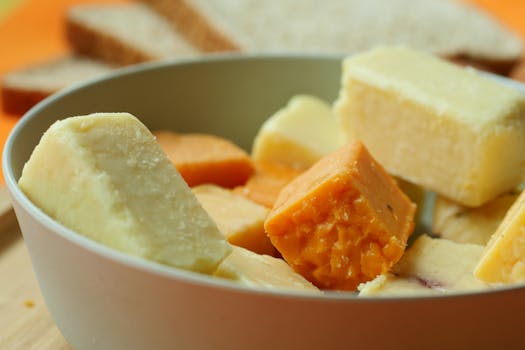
[154,131,255,188]
[233,161,302,208]
[265,141,416,290]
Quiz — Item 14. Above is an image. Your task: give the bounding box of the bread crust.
[140,0,239,52]
[66,19,155,66]
[1,85,50,115]
[447,54,518,76]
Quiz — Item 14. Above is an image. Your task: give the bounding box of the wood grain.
[0,187,71,350]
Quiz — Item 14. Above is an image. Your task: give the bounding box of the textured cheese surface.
[214,246,319,292]
[18,113,231,273]
[252,95,343,169]
[392,235,488,292]
[335,47,525,207]
[475,190,525,283]
[192,184,274,256]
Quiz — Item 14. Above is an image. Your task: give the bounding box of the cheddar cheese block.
[475,190,525,283]
[233,161,302,208]
[265,141,416,290]
[360,235,489,296]
[433,192,519,245]
[214,246,319,292]
[155,131,255,188]
[192,184,276,256]
[335,46,525,207]
[252,95,344,170]
[18,113,232,273]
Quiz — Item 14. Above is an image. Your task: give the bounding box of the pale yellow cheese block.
[192,184,275,256]
[433,192,519,245]
[475,190,525,284]
[252,94,344,169]
[18,113,231,274]
[335,46,525,207]
[358,274,439,297]
[359,235,488,296]
[214,246,319,292]
[393,235,488,291]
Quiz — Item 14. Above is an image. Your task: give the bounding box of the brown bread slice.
[141,0,522,74]
[2,56,113,115]
[66,3,198,66]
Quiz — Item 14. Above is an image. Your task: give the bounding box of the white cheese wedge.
[433,192,518,245]
[251,94,344,169]
[214,246,319,292]
[393,235,488,292]
[358,274,439,297]
[359,235,488,296]
[335,46,525,207]
[18,113,231,273]
[192,184,275,256]
[475,190,525,283]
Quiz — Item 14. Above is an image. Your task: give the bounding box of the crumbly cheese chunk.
[475,190,525,283]
[335,46,525,207]
[252,94,344,169]
[19,113,231,273]
[214,246,319,292]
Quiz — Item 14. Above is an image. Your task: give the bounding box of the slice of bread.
[67,3,198,66]
[2,56,113,115]
[141,0,522,74]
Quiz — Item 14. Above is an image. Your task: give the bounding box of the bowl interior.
[5,54,525,298]
[5,55,342,183]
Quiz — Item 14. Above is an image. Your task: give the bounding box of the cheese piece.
[433,192,518,245]
[233,161,302,208]
[358,274,440,297]
[360,235,489,296]
[252,94,344,170]
[155,131,254,188]
[335,46,525,207]
[192,184,276,256]
[214,246,319,292]
[475,189,525,283]
[265,141,416,290]
[18,113,231,273]
[392,235,488,291]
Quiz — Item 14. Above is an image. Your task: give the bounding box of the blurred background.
[1,0,525,182]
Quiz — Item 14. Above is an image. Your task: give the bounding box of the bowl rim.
[3,53,525,302]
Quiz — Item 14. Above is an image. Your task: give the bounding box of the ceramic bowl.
[3,55,525,350]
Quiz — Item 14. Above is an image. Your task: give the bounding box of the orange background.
[0,0,524,182]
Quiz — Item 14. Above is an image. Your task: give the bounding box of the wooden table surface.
[0,1,524,349]
[0,187,72,349]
